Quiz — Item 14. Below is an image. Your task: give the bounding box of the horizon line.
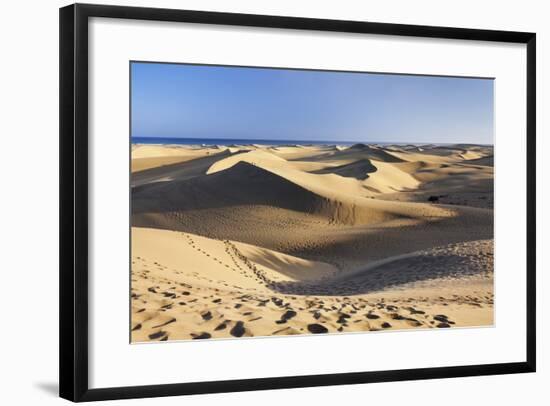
[131,136,494,146]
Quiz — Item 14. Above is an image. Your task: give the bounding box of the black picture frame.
[59,3,536,402]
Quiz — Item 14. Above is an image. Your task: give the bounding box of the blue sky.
[131,62,494,144]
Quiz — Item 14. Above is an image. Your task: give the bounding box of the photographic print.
[130,62,494,343]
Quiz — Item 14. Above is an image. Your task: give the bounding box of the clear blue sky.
[131,62,494,144]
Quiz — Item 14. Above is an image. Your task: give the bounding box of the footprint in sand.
[191,332,212,339]
[336,313,351,325]
[152,318,176,328]
[148,331,167,340]
[273,326,301,335]
[276,309,297,324]
[433,314,454,323]
[407,307,426,315]
[230,321,246,337]
[307,324,328,334]
[405,318,423,327]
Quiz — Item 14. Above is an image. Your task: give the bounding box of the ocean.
[131,137,412,147]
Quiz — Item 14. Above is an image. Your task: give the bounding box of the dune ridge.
[131,142,494,342]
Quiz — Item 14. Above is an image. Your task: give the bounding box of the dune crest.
[206,149,286,174]
[135,158,455,228]
[131,142,494,342]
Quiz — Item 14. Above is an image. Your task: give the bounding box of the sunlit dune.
[131,143,494,342]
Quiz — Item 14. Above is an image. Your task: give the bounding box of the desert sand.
[131,143,494,342]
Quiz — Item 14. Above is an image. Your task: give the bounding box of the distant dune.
[131,142,494,342]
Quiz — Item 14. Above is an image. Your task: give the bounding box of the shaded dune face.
[132,149,244,186]
[310,159,377,180]
[281,143,405,164]
[132,146,493,273]
[133,161,393,226]
[130,143,494,264]
[463,155,494,166]
[135,161,328,213]
[130,143,494,342]
[206,149,286,174]
[335,143,405,163]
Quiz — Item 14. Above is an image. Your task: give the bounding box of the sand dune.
[362,160,421,193]
[206,149,450,210]
[267,145,336,160]
[464,155,494,166]
[131,142,494,342]
[132,227,337,289]
[131,227,493,341]
[132,149,239,187]
[277,143,405,165]
[134,157,457,228]
[337,143,404,162]
[206,149,287,174]
[311,159,377,180]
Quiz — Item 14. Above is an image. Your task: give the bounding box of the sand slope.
[132,227,493,342]
[131,143,494,342]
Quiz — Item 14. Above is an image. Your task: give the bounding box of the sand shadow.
[266,252,491,296]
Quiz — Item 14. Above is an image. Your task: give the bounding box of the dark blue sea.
[131,137,401,146]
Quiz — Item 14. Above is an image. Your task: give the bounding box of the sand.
[131,143,494,342]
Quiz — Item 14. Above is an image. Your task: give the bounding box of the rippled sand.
[131,143,494,342]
